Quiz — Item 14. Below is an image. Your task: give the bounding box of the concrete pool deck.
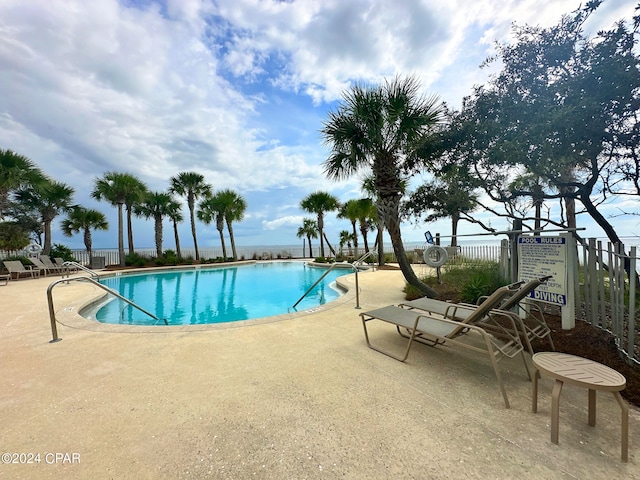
[1,266,638,479]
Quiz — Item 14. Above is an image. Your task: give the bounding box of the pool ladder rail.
[47,271,167,343]
[290,251,377,311]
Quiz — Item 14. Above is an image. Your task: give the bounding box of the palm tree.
[337,199,361,258]
[92,172,147,266]
[300,191,339,258]
[165,198,184,258]
[355,197,377,254]
[14,179,75,255]
[212,189,246,260]
[134,191,173,257]
[60,207,108,264]
[122,177,148,254]
[338,230,354,257]
[169,172,212,261]
[197,193,227,259]
[321,75,442,297]
[0,149,47,219]
[296,218,318,258]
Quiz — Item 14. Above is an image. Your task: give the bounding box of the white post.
[562,233,576,329]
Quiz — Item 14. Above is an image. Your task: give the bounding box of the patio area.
[1,267,638,479]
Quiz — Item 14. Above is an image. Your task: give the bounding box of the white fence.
[578,239,638,365]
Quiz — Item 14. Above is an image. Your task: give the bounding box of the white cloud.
[0,0,637,249]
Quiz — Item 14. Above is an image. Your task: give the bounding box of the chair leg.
[361,315,417,362]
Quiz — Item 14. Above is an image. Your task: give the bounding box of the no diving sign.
[517,236,567,306]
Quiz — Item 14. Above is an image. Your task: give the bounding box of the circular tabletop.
[532,352,626,391]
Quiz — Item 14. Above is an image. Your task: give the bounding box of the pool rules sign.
[517,234,576,329]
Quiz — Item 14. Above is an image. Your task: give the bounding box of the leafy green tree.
[321,75,442,297]
[453,2,640,246]
[300,191,339,258]
[92,172,147,266]
[133,191,174,257]
[165,198,184,258]
[60,207,108,263]
[403,166,478,247]
[0,149,47,219]
[15,179,74,255]
[170,172,212,261]
[296,218,318,258]
[0,221,30,251]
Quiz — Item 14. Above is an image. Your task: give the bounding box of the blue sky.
[1,0,638,251]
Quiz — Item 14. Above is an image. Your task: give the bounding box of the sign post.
[517,233,575,329]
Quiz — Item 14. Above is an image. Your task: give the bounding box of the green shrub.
[408,262,507,303]
[50,244,75,261]
[125,252,148,267]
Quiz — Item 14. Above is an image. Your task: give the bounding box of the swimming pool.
[89,262,349,326]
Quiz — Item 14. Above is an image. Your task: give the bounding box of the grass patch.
[404,262,508,303]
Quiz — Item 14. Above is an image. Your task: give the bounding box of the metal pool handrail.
[47,276,166,343]
[62,261,98,279]
[290,250,377,311]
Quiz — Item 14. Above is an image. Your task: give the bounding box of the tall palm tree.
[197,193,227,259]
[60,206,108,264]
[0,149,47,219]
[165,198,184,258]
[134,191,173,257]
[92,172,147,266]
[122,177,148,254]
[296,218,318,258]
[337,199,361,258]
[169,172,212,261]
[300,191,339,258]
[217,189,246,260]
[321,75,442,297]
[15,179,75,255]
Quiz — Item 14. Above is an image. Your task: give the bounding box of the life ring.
[25,243,43,255]
[423,245,448,267]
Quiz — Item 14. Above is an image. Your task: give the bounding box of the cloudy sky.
[1,0,638,253]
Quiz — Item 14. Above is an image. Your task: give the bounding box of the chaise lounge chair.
[360,283,530,408]
[28,257,61,276]
[3,260,41,280]
[40,255,66,274]
[401,276,555,353]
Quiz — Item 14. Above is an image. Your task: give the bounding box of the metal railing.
[290,251,376,311]
[62,261,99,279]
[47,276,166,343]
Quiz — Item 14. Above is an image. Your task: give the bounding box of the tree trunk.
[306,236,313,258]
[83,228,92,263]
[217,216,227,259]
[172,220,182,258]
[378,196,437,298]
[351,220,359,257]
[323,232,336,256]
[154,213,163,257]
[126,206,134,255]
[451,214,459,247]
[376,224,385,266]
[117,203,125,266]
[226,219,237,260]
[318,213,325,257]
[43,218,52,255]
[188,195,199,261]
[360,222,370,253]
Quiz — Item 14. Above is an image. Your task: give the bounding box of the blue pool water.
[92,262,349,326]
